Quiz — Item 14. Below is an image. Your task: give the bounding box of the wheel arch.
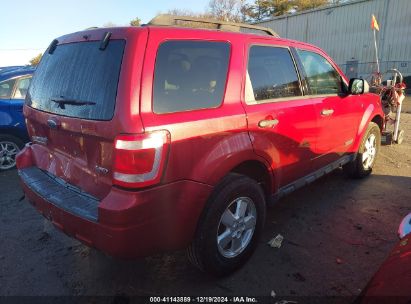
[0,127,29,143]
[229,160,273,201]
[189,157,274,256]
[371,114,384,132]
[353,104,381,151]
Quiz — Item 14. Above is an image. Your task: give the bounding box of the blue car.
[0,66,35,170]
[0,66,26,73]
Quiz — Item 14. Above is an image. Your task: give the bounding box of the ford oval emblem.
[47,119,58,129]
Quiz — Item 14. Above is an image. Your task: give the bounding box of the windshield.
[27,40,125,120]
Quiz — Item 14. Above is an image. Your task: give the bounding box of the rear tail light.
[113,130,170,188]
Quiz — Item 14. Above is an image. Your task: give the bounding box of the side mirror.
[349,78,369,95]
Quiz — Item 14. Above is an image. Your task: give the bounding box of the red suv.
[17,15,384,276]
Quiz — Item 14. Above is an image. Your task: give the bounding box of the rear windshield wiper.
[51,97,96,109]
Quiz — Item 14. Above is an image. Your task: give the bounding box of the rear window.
[27,40,125,120]
[153,41,230,114]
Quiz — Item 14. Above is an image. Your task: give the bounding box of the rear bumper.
[17,144,212,258]
[19,167,100,222]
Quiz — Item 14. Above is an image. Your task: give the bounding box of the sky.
[0,0,210,66]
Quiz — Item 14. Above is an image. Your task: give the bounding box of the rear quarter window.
[153,41,230,114]
[27,40,125,120]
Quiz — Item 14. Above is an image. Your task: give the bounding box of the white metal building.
[257,0,411,81]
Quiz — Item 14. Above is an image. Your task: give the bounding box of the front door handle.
[258,119,279,128]
[321,109,334,116]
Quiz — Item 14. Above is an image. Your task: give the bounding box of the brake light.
[113,130,170,188]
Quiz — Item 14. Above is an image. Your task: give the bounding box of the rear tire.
[0,134,24,171]
[187,173,266,276]
[343,122,380,178]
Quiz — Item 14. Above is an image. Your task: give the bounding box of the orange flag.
[371,14,380,31]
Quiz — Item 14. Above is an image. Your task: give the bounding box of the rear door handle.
[258,119,279,128]
[321,109,334,116]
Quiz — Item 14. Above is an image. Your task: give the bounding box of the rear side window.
[246,45,302,104]
[296,49,342,95]
[153,41,230,114]
[0,78,16,99]
[27,40,125,120]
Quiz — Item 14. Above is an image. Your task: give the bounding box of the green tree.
[241,0,268,22]
[294,0,328,11]
[130,17,141,27]
[29,53,42,66]
[242,0,293,22]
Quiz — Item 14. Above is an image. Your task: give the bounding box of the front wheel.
[187,173,266,276]
[343,122,381,178]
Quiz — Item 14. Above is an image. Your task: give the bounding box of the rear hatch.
[24,28,145,199]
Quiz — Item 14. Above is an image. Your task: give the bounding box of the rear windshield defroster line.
[27,40,125,121]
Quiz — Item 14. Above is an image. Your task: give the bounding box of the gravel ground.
[1,115,411,303]
[402,95,411,113]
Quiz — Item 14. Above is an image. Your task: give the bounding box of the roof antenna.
[48,39,59,54]
[99,32,112,50]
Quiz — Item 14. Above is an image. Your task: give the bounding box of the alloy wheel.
[0,141,20,170]
[362,133,377,169]
[217,197,257,258]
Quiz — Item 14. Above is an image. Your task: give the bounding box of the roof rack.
[148,14,279,37]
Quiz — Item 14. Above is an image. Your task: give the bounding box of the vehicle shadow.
[62,171,411,297]
[4,127,410,298]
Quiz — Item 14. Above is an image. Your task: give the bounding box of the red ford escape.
[17,15,384,276]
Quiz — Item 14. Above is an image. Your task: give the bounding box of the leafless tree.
[102,22,117,28]
[208,0,247,22]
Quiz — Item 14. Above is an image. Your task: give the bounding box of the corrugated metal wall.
[258,0,411,78]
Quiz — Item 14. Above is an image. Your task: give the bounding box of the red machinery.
[371,69,406,144]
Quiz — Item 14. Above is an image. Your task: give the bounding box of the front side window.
[0,79,16,99]
[297,49,342,95]
[153,41,230,114]
[13,76,31,99]
[246,45,302,104]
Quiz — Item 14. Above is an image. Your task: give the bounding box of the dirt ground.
[1,115,411,303]
[402,95,411,113]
